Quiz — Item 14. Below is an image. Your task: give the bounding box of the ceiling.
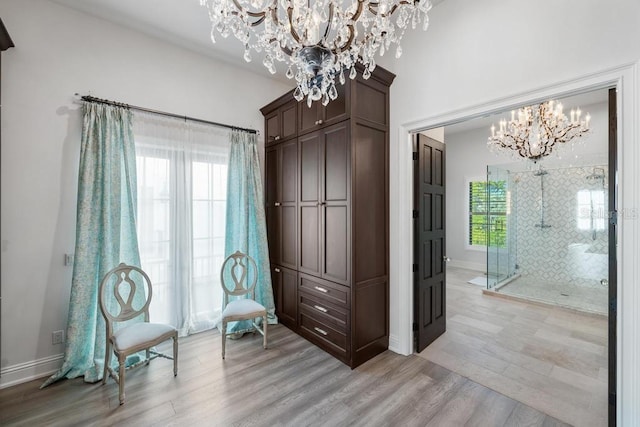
[52,0,605,140]
[53,0,275,78]
[52,0,446,84]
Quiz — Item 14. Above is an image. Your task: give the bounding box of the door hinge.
[609,392,616,407]
[412,263,418,273]
[610,210,618,226]
[412,152,418,161]
[412,209,419,219]
[412,322,418,332]
[610,297,617,315]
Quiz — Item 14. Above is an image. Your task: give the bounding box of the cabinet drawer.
[300,313,347,352]
[299,273,349,308]
[300,291,348,331]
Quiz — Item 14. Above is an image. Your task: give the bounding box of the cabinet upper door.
[299,101,322,135]
[266,111,280,145]
[265,99,298,145]
[323,82,348,126]
[298,82,350,135]
[280,101,297,141]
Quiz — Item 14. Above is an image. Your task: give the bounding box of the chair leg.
[221,321,227,360]
[102,341,110,385]
[263,314,268,349]
[146,349,151,366]
[118,356,126,405]
[173,335,178,377]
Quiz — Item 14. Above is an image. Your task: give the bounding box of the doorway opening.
[412,87,616,426]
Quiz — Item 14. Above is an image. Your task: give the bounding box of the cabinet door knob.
[274,135,281,141]
[274,202,281,207]
[314,120,318,125]
[314,286,328,293]
[274,268,281,273]
[317,119,323,125]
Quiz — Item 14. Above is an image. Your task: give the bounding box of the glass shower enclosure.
[485,165,515,288]
[485,163,609,315]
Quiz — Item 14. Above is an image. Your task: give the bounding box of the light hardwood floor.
[1,324,569,426]
[418,266,608,427]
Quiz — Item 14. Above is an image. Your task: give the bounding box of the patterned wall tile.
[509,165,608,286]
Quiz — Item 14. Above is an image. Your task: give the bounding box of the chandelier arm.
[519,140,530,158]
[262,4,293,55]
[286,6,302,44]
[321,3,334,44]
[230,0,269,20]
[335,0,365,52]
[367,1,413,18]
[553,123,580,143]
[352,0,366,21]
[279,45,293,56]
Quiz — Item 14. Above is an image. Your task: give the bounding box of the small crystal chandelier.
[200,0,432,107]
[487,100,591,162]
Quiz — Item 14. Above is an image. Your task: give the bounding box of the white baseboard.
[388,333,403,355]
[448,259,485,273]
[0,354,63,389]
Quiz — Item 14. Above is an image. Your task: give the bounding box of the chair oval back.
[220,251,258,301]
[99,263,152,323]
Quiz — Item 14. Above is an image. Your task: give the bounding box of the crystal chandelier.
[487,100,591,162]
[200,0,432,106]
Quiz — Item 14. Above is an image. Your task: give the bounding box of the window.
[577,189,606,231]
[468,180,507,248]
[134,114,229,335]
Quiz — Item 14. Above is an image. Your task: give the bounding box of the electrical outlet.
[52,330,64,345]
[64,253,74,266]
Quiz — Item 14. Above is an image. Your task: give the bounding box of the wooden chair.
[98,263,178,405]
[220,251,268,359]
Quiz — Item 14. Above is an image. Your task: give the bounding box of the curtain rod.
[77,94,258,135]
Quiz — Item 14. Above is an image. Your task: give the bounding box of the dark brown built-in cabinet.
[261,66,395,368]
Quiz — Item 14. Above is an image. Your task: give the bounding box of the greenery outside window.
[468,180,507,248]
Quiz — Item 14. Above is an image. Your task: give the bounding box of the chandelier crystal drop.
[487,100,591,162]
[200,0,433,105]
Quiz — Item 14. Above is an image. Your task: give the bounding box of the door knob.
[274,202,281,207]
[443,256,451,262]
[274,267,281,273]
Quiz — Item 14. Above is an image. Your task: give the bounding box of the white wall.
[0,0,292,387]
[445,101,609,270]
[384,0,640,423]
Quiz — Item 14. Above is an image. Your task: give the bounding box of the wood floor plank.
[424,379,490,426]
[1,324,567,427]
[419,266,608,427]
[464,388,518,427]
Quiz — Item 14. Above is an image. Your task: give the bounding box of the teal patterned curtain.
[224,130,277,333]
[42,103,141,387]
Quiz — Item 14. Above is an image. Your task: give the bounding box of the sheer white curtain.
[133,112,229,336]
